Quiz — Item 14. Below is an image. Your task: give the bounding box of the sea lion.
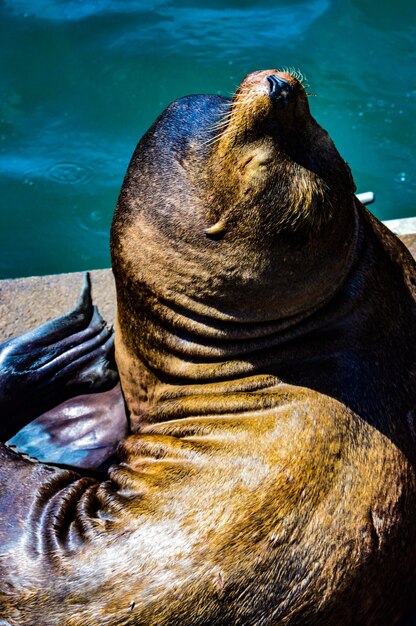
[1,69,416,626]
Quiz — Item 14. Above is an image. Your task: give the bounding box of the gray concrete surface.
[383,217,416,235]
[0,268,115,342]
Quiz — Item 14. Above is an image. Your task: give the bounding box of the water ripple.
[47,161,92,184]
[0,127,131,188]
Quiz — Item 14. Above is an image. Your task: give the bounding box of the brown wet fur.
[1,70,416,625]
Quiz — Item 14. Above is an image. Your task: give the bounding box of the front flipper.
[0,273,120,441]
[8,383,128,470]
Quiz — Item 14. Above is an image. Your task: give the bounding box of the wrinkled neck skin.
[111,70,358,425]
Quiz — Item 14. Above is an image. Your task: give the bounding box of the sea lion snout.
[267,74,293,102]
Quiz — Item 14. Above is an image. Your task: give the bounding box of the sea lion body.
[0,70,415,625]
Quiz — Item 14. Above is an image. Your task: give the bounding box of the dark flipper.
[8,383,128,470]
[0,273,128,468]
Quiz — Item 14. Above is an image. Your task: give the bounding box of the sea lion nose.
[267,75,293,102]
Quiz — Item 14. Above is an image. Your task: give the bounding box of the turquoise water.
[0,0,415,279]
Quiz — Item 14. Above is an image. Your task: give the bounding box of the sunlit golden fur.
[204,71,332,232]
[1,70,416,626]
[109,69,416,625]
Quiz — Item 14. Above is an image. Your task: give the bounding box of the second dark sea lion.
[1,69,416,625]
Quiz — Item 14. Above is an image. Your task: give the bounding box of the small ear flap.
[204,220,226,237]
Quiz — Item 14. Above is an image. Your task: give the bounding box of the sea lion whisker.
[229,102,251,111]
[209,114,234,124]
[202,135,223,147]
[206,128,230,138]
[211,109,232,120]
[208,118,234,130]
[208,112,235,127]
[209,113,233,126]
[211,111,234,120]
[231,96,254,105]
[232,93,255,101]
[205,130,231,142]
[207,125,231,135]
[232,96,257,108]
[204,137,230,148]
[212,108,233,115]
[203,126,238,146]
[205,126,239,146]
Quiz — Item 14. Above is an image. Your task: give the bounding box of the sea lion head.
[111,69,360,413]
[112,69,357,326]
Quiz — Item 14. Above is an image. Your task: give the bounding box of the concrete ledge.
[383,217,416,235]
[0,269,115,343]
